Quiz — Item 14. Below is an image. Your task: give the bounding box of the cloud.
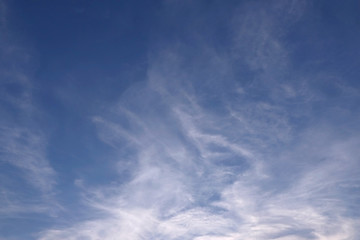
[39,68,359,239]
[38,85,360,240]
[0,127,55,192]
[37,0,360,239]
[0,0,57,217]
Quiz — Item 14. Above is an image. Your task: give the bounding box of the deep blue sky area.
[1,1,360,239]
[10,0,154,96]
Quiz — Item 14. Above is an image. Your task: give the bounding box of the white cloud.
[0,127,55,192]
[38,60,360,240]
[37,1,360,239]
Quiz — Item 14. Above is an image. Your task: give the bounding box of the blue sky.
[1,0,360,239]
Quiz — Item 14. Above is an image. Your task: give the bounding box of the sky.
[0,0,360,239]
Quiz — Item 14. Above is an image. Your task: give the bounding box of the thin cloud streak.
[0,1,58,216]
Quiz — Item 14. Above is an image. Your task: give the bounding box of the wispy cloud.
[0,1,57,217]
[38,74,360,240]
[0,127,55,193]
[36,0,360,239]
